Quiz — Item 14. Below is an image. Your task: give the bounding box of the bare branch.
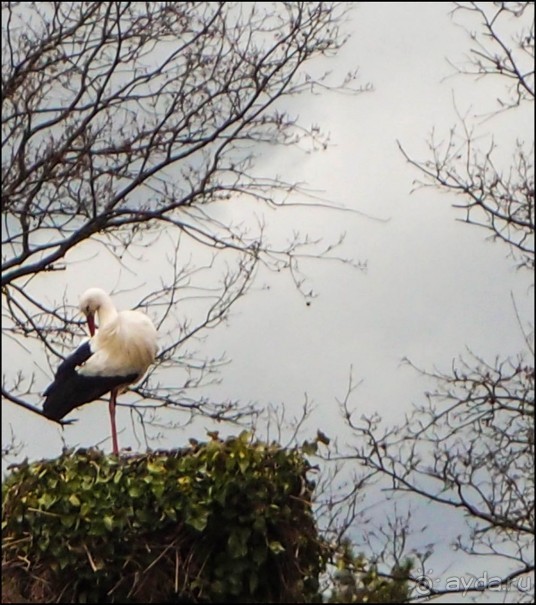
[1,2,368,426]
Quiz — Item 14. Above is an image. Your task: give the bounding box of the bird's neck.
[96,301,119,328]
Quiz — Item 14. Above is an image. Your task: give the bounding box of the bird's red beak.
[87,313,96,337]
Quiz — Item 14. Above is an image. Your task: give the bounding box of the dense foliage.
[328,539,412,603]
[2,433,326,603]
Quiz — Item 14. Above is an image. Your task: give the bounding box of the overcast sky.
[2,2,533,597]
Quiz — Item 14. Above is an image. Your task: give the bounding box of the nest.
[2,434,326,603]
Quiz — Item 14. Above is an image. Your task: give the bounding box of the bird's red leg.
[109,388,119,455]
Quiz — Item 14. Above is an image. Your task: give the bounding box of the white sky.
[2,2,533,598]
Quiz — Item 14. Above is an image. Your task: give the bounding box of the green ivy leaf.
[146,460,165,474]
[128,483,143,498]
[68,494,81,507]
[268,540,285,554]
[227,531,248,558]
[186,508,209,532]
[37,492,57,509]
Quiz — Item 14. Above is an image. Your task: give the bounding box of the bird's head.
[79,287,109,337]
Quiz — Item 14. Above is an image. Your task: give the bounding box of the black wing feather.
[43,341,137,421]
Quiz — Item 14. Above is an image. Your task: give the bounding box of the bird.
[42,287,158,455]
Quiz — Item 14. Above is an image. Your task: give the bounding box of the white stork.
[43,288,158,455]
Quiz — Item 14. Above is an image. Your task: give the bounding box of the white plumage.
[43,288,158,454]
[79,288,157,381]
